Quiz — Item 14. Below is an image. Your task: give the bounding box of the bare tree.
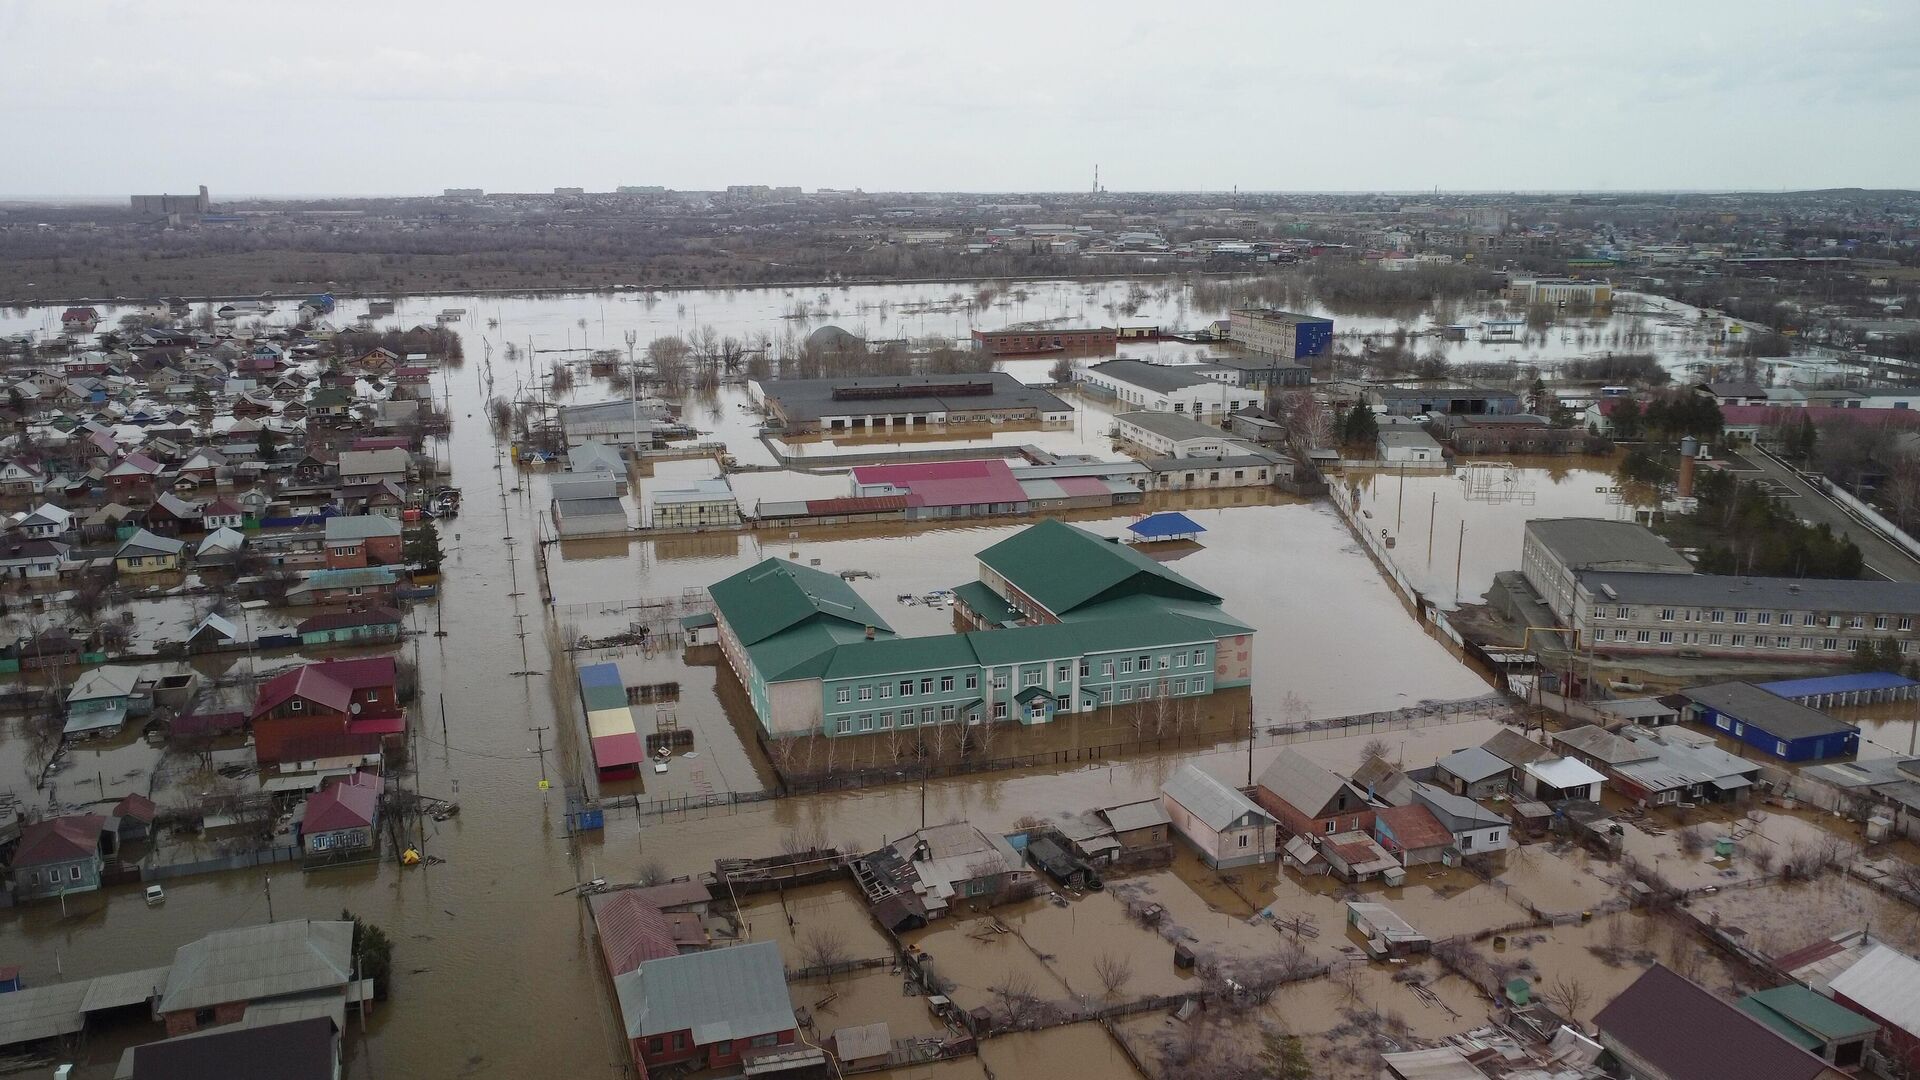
[991,969,1040,1027]
[1359,738,1392,767]
[1544,974,1591,1022]
[799,928,850,979]
[1093,951,1135,1001]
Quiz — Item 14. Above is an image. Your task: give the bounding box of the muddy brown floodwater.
[0,281,1507,1079]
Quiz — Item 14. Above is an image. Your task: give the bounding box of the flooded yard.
[976,1023,1145,1080]
[0,276,1857,1079]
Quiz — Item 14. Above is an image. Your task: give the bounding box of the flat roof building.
[1366,386,1521,417]
[1079,360,1260,417]
[970,326,1116,356]
[757,373,1070,434]
[1227,309,1334,360]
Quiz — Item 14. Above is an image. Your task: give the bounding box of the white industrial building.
[1078,360,1260,417]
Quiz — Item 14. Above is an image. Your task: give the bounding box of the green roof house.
[1738,985,1877,1071]
[708,521,1254,739]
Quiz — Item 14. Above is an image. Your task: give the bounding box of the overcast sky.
[3,1,1915,197]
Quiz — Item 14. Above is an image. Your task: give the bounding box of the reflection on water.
[1342,453,1648,608]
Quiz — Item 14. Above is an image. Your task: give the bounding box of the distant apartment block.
[441,188,484,197]
[553,187,586,196]
[1227,309,1334,360]
[129,185,209,218]
[970,327,1117,357]
[1508,277,1613,307]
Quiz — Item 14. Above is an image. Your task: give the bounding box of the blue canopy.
[1126,512,1206,541]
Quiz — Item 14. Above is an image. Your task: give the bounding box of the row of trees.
[1604,392,1724,441]
[1689,471,1865,578]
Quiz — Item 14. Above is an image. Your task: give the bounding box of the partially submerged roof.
[1126,511,1206,541]
[590,891,682,977]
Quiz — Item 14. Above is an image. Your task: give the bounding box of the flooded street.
[0,278,1607,1078]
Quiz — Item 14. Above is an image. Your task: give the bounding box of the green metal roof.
[1014,686,1053,705]
[969,622,1086,666]
[975,519,1219,616]
[1738,986,1878,1048]
[817,633,980,680]
[953,580,1021,628]
[748,621,878,682]
[709,558,891,647]
[1071,593,1254,636]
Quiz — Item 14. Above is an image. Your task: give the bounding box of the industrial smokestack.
[1678,436,1699,498]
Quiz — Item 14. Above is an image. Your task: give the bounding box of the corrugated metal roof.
[1257,750,1368,819]
[1756,672,1918,699]
[613,940,794,1042]
[1830,944,1920,1036]
[158,920,353,1015]
[1682,681,1858,742]
[975,519,1217,616]
[0,979,90,1048]
[79,965,168,1013]
[710,558,891,647]
[1163,764,1271,833]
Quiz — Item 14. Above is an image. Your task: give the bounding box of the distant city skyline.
[4,0,1916,197]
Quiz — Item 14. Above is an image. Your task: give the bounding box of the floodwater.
[1339,454,1647,609]
[976,1023,1146,1080]
[0,278,1511,1079]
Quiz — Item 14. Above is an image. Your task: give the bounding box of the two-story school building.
[708,519,1254,738]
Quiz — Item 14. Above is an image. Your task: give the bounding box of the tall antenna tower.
[1092,164,1099,194]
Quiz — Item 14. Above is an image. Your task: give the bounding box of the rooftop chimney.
[864,625,876,640]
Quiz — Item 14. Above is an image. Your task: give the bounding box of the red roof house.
[250,658,403,768]
[1372,804,1455,866]
[300,774,382,855]
[591,892,684,976]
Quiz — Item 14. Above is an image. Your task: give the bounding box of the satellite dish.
[349,702,362,714]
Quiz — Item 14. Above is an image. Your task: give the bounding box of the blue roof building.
[1681,682,1860,763]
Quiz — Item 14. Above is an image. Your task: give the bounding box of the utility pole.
[265,873,275,923]
[531,725,551,786]
[1246,708,1255,787]
[1454,521,1467,605]
[1426,492,1437,567]
[1396,462,1405,532]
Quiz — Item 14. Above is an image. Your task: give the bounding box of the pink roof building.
[849,458,1028,513]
